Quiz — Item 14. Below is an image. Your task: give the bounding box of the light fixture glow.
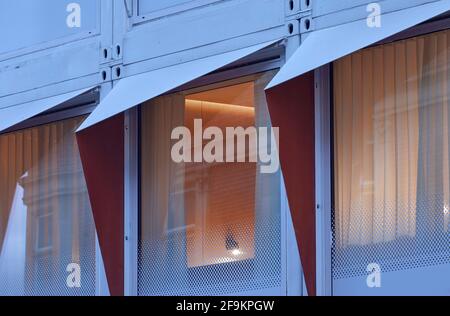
[231,249,243,256]
[225,230,241,256]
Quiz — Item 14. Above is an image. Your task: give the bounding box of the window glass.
[332,29,450,279]
[0,117,96,295]
[139,72,283,295]
[184,82,257,267]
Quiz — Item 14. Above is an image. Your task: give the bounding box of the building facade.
[0,0,449,296]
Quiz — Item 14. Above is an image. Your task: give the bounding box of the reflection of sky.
[0,180,27,295]
[0,0,98,54]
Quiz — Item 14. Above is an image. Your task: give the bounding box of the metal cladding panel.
[268,0,450,89]
[77,40,279,131]
[138,0,197,14]
[0,0,103,101]
[0,0,99,56]
[0,39,101,98]
[313,0,445,22]
[314,0,377,16]
[265,72,316,296]
[123,0,284,66]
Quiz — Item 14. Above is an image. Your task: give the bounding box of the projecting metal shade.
[266,0,450,89]
[77,40,280,132]
[0,87,95,133]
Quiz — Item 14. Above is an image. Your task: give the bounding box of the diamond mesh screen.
[138,208,281,295]
[332,30,450,280]
[0,117,97,296]
[332,198,450,279]
[138,75,282,295]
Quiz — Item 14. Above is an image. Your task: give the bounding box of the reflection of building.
[0,1,449,296]
[0,118,96,296]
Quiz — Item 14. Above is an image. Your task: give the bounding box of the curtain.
[416,30,450,237]
[334,29,450,248]
[0,117,95,295]
[253,71,281,277]
[140,91,257,269]
[140,94,186,291]
[184,97,257,267]
[140,94,185,242]
[139,72,282,295]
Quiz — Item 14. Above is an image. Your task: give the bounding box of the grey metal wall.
[1,0,443,106]
[0,0,107,110]
[313,0,444,30]
[111,0,287,80]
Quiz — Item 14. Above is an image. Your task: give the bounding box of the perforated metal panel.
[332,30,450,282]
[138,74,283,296]
[0,117,97,296]
[138,210,281,295]
[0,235,96,296]
[332,200,450,279]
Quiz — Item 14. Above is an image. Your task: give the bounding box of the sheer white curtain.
[140,94,186,280]
[334,29,449,247]
[416,30,450,237]
[139,72,284,295]
[0,117,95,295]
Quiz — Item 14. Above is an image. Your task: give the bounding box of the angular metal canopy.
[77,40,280,131]
[0,87,95,133]
[267,0,450,89]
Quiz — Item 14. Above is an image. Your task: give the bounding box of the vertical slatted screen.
[333,29,450,280]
